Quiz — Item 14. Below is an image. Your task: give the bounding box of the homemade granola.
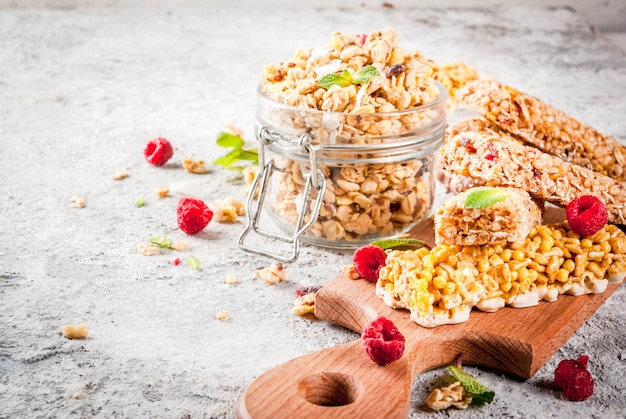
[256,27,446,244]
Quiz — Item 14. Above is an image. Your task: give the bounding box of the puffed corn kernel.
[63,324,88,339]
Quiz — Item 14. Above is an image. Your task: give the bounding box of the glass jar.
[239,83,447,262]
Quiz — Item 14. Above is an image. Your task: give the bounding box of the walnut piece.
[292,292,316,316]
[256,263,285,285]
[183,159,207,174]
[69,196,85,208]
[425,381,472,411]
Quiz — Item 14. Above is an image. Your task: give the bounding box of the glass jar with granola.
[239,28,447,261]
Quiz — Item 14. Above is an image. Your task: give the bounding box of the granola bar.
[457,78,626,182]
[437,118,520,193]
[434,187,542,246]
[438,131,626,225]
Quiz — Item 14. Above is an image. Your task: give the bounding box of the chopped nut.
[224,124,245,138]
[225,273,238,284]
[256,263,285,285]
[242,165,259,197]
[216,310,230,321]
[425,381,472,411]
[69,196,85,209]
[63,324,89,339]
[292,292,316,316]
[154,185,170,198]
[183,159,207,174]
[170,240,189,251]
[209,197,246,223]
[341,264,360,280]
[137,242,159,256]
[112,170,129,181]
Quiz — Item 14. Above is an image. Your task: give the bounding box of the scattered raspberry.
[294,285,322,298]
[566,196,608,236]
[352,245,387,282]
[176,197,213,235]
[170,257,181,266]
[144,137,173,166]
[362,316,405,365]
[554,355,594,401]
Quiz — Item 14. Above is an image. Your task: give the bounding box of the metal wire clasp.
[238,127,326,263]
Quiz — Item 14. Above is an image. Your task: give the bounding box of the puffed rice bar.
[434,187,542,246]
[457,78,626,182]
[377,222,626,328]
[438,131,626,225]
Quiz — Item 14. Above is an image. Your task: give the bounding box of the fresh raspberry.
[554,355,594,401]
[176,197,213,235]
[144,137,173,166]
[362,316,405,365]
[566,196,608,236]
[352,245,387,282]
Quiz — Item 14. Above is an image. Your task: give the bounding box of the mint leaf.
[464,187,508,209]
[370,238,428,250]
[352,65,380,84]
[213,132,258,170]
[150,236,172,248]
[187,255,200,270]
[319,69,353,89]
[216,131,245,148]
[448,365,495,407]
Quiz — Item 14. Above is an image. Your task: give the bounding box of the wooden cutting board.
[237,208,622,419]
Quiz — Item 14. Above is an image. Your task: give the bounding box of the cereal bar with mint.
[457,78,626,182]
[434,187,542,246]
[438,131,626,225]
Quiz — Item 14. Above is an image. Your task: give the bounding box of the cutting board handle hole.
[297,372,363,406]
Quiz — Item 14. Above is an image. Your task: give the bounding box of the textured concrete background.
[0,5,625,419]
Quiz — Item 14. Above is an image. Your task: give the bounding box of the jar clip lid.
[238,128,326,263]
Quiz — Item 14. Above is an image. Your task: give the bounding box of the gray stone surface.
[0,5,625,419]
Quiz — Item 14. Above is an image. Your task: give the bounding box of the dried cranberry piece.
[294,285,322,297]
[385,64,405,78]
[485,142,499,161]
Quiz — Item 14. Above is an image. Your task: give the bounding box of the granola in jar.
[251,27,447,249]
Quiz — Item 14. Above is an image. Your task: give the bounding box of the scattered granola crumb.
[242,165,259,196]
[225,273,238,284]
[183,159,207,174]
[63,324,89,339]
[154,185,170,198]
[292,292,316,316]
[341,264,360,280]
[209,197,246,223]
[170,240,189,251]
[425,381,472,411]
[224,124,245,138]
[216,310,230,321]
[70,392,84,400]
[69,196,86,208]
[112,170,129,180]
[256,263,285,285]
[137,242,160,256]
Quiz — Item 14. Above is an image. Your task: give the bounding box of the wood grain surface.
[238,208,622,418]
